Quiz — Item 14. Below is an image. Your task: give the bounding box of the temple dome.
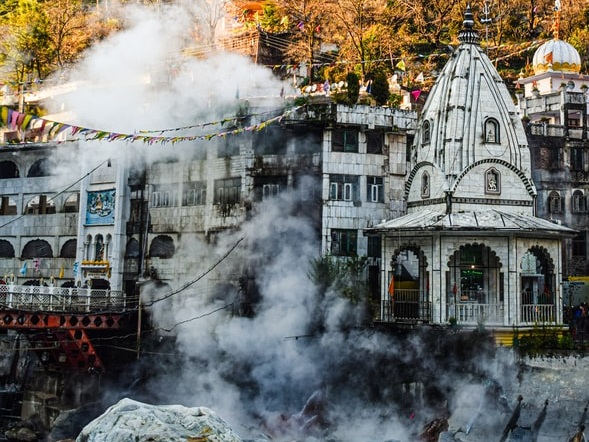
[532,38,581,74]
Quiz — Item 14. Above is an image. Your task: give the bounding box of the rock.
[5,426,38,442]
[76,398,242,442]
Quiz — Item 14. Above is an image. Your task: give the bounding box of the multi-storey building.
[0,96,417,372]
[515,32,589,302]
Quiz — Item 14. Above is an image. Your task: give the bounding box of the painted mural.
[86,189,115,225]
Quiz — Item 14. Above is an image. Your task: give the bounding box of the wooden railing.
[0,284,128,313]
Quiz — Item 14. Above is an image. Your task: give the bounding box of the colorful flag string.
[0,105,304,146]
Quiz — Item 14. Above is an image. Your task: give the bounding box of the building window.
[0,196,17,215]
[149,235,175,259]
[182,182,207,206]
[485,168,500,194]
[485,118,500,143]
[254,126,288,155]
[329,175,359,201]
[25,195,56,214]
[367,176,384,202]
[64,193,79,213]
[214,177,241,205]
[571,147,584,171]
[217,136,239,157]
[367,236,381,258]
[549,146,560,170]
[331,229,358,256]
[0,161,19,178]
[422,120,430,144]
[573,232,586,258]
[151,185,177,208]
[366,130,384,154]
[548,191,563,214]
[572,190,587,213]
[332,128,359,152]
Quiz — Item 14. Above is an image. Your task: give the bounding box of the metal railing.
[381,289,432,322]
[0,284,127,313]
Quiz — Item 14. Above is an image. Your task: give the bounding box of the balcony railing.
[381,289,432,323]
[447,302,504,325]
[0,284,128,313]
[520,304,557,324]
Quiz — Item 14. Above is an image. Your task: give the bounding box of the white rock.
[76,398,242,442]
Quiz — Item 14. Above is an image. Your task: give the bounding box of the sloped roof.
[367,209,576,236]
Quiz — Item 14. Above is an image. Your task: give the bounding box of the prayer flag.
[19,261,27,275]
[411,89,422,101]
[388,275,395,298]
[415,72,424,83]
[544,52,553,64]
[59,265,64,279]
[396,60,406,71]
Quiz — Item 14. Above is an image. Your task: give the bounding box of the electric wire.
[0,157,110,230]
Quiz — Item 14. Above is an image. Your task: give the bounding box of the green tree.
[370,70,389,105]
[346,71,360,104]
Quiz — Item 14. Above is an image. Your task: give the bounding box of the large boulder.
[76,398,242,442]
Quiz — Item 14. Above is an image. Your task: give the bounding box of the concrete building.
[515,29,589,303]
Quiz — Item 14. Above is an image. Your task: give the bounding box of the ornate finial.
[463,4,474,29]
[458,4,480,45]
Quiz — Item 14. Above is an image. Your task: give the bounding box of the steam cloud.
[38,3,525,441]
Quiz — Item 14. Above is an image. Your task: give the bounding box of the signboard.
[85,189,115,225]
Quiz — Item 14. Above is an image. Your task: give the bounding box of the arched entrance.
[447,243,503,325]
[520,246,556,323]
[385,246,430,322]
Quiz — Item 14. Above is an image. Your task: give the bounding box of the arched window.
[548,191,563,214]
[149,235,175,259]
[85,235,92,261]
[125,238,140,258]
[421,172,430,198]
[22,239,53,258]
[25,195,56,215]
[0,161,19,178]
[485,118,500,143]
[95,234,104,261]
[572,190,587,213]
[0,240,15,258]
[27,158,53,177]
[422,120,431,144]
[60,239,77,258]
[64,193,79,213]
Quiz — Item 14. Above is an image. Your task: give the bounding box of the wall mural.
[86,189,115,225]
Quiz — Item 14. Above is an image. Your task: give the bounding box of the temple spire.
[552,0,561,39]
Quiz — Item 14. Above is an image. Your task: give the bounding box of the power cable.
[0,157,110,230]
